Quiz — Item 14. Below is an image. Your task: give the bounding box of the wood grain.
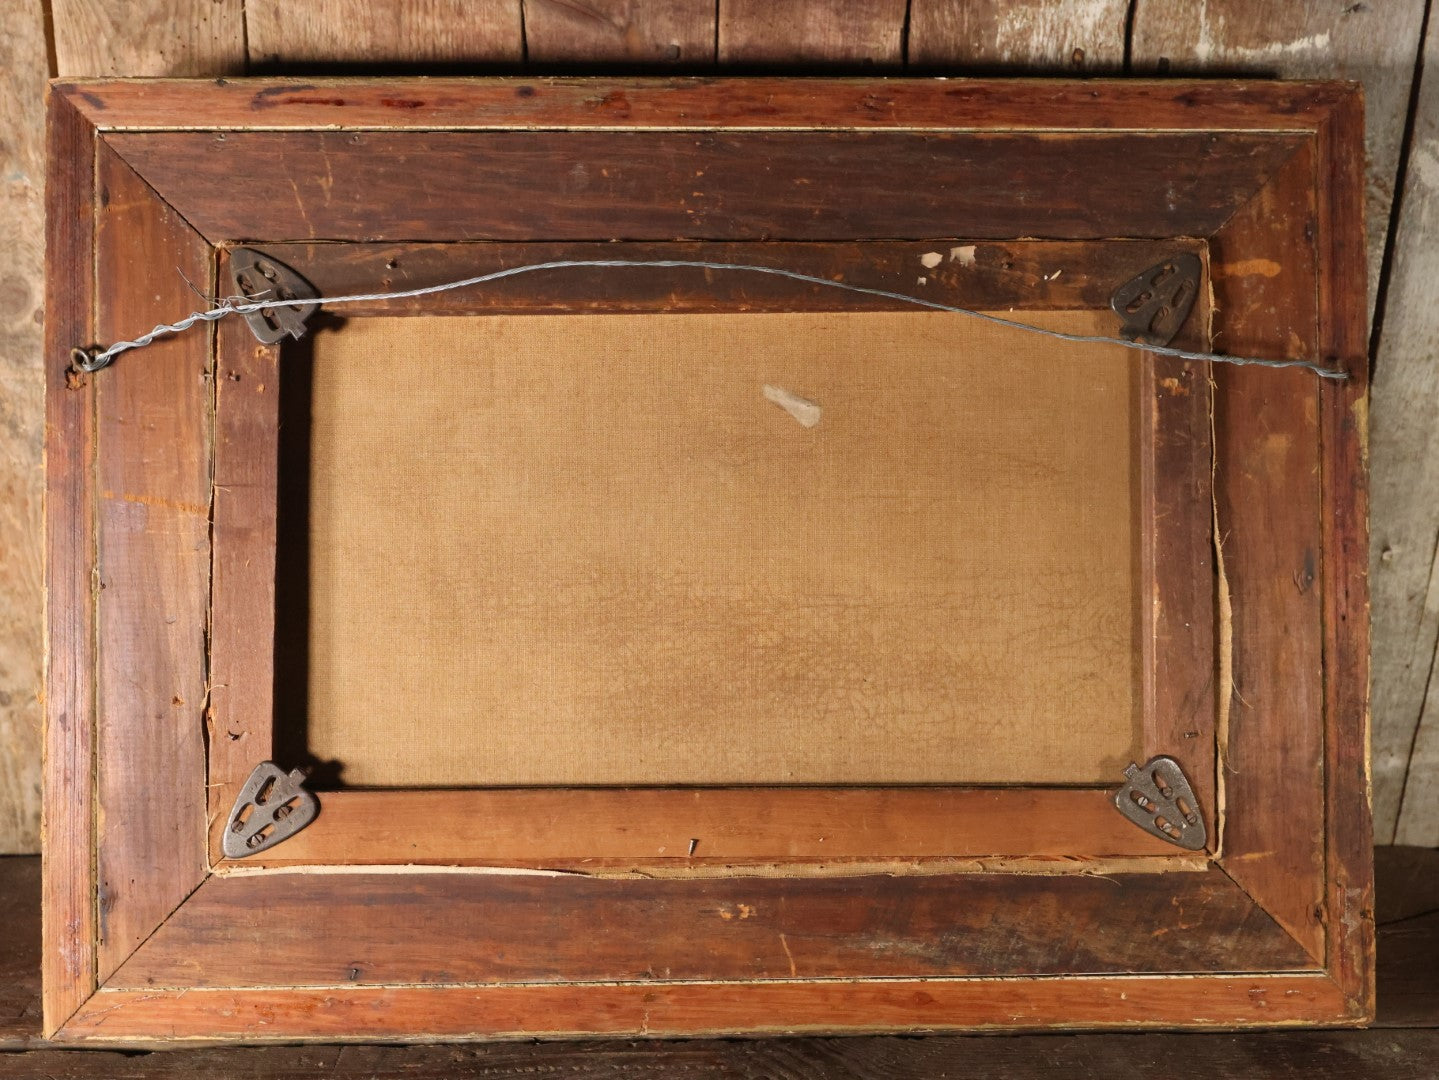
[51,0,245,76]
[91,144,212,984]
[1209,145,1326,964]
[718,0,906,66]
[109,867,1313,990]
[0,0,46,854]
[523,0,716,66]
[909,0,1128,72]
[106,128,1301,245]
[42,77,1372,1040]
[1130,0,1427,323]
[1140,349,1217,833]
[63,973,1353,1042]
[248,239,1209,317]
[245,0,523,67]
[2,849,1436,1056]
[1373,13,1439,846]
[230,788,1179,867]
[42,88,99,1040]
[8,1029,1439,1077]
[53,76,1360,133]
[205,316,281,863]
[1314,84,1376,1019]
[207,237,1208,868]
[4,848,1428,1047]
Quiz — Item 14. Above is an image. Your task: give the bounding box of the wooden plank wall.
[2,0,1436,850]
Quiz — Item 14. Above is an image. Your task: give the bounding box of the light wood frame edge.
[62,973,1355,1044]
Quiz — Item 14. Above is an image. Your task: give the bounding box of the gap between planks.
[211,855,1213,879]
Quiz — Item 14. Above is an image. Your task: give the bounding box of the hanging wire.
[70,258,1349,380]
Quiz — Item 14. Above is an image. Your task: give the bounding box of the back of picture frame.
[44,76,1371,1042]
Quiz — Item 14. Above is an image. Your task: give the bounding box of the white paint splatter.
[762,385,822,428]
[1410,143,1439,192]
[920,251,943,269]
[1192,20,1332,66]
[951,245,977,267]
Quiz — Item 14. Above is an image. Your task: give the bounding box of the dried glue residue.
[762,384,822,428]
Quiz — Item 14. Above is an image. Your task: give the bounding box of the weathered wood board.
[1,0,1433,858]
[909,0,1128,72]
[1373,11,1439,845]
[245,0,523,66]
[0,0,47,854]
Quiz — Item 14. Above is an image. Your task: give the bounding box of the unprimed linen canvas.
[297,310,1142,786]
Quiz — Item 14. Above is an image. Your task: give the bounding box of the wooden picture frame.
[44,77,1371,1042]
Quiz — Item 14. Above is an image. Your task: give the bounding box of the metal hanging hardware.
[223,761,319,858]
[1111,253,1202,348]
[1113,755,1207,850]
[229,248,319,345]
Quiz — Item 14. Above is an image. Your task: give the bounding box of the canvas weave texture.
[300,310,1141,786]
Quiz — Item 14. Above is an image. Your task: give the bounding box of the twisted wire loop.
[72,259,1350,380]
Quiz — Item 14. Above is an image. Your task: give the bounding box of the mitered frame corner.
[46,75,1373,1041]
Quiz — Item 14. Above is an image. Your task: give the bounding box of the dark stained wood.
[54,76,1361,135]
[44,77,1373,1040]
[1375,846,1439,1029]
[42,88,99,1039]
[7,1029,1438,1078]
[1209,143,1327,965]
[91,144,212,983]
[9,853,1431,1057]
[2,1029,1436,1077]
[718,0,906,66]
[523,0,717,66]
[60,973,1354,1041]
[0,857,41,1045]
[105,129,1301,245]
[206,314,282,862]
[1314,87,1375,1019]
[109,867,1313,990]
[249,238,1207,316]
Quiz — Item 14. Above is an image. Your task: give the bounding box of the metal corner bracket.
[223,761,320,858]
[1113,755,1207,851]
[1111,253,1202,348]
[229,247,319,345]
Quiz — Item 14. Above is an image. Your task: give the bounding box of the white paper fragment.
[920,251,943,269]
[762,384,822,428]
[951,245,976,267]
